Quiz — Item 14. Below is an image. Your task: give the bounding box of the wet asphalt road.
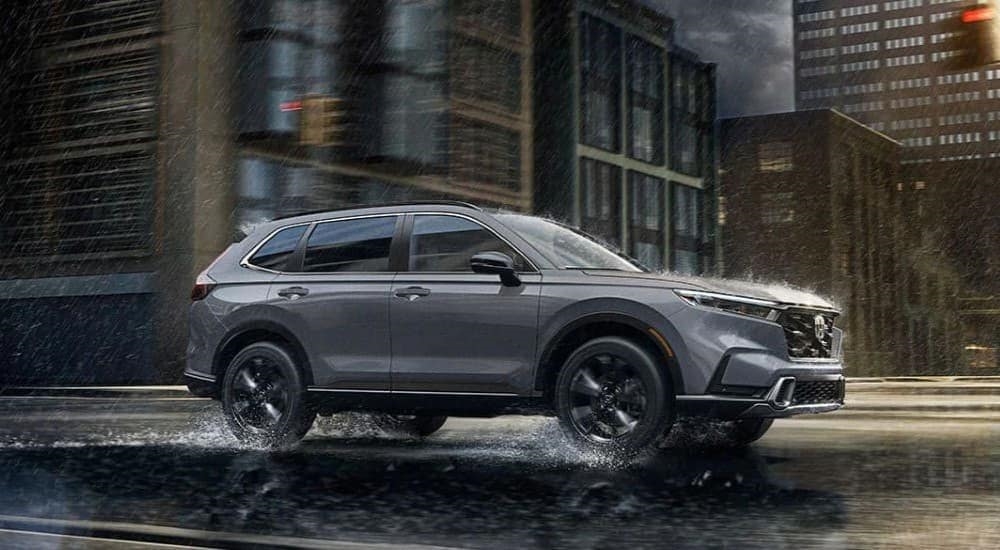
[0,397,997,549]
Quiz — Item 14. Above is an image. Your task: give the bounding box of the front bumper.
[676,375,845,420]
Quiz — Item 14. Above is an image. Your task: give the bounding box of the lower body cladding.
[676,374,846,420]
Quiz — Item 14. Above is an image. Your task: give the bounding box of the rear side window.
[409,215,527,272]
[303,216,397,272]
[247,225,307,271]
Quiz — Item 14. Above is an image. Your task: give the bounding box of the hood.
[584,271,838,311]
[678,276,838,310]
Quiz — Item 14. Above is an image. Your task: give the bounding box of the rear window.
[247,225,308,271]
[303,216,398,272]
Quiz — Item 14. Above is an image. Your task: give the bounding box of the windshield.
[494,214,644,272]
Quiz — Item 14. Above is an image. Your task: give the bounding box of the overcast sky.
[644,0,794,118]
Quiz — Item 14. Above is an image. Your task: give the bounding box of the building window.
[758,142,794,172]
[628,172,666,270]
[761,192,797,224]
[579,13,622,152]
[237,1,448,165]
[580,157,622,246]
[670,55,711,177]
[671,183,703,275]
[625,36,664,164]
[0,1,160,259]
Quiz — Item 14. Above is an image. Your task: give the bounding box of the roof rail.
[272,201,482,221]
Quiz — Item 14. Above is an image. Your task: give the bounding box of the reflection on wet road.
[0,398,997,549]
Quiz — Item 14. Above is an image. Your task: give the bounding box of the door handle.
[394,286,431,301]
[277,286,310,300]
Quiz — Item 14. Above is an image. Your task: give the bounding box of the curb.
[848,376,1000,383]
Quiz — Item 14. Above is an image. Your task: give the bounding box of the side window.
[247,225,307,271]
[303,216,397,272]
[409,215,527,272]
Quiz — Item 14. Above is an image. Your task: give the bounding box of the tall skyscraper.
[793,0,999,370]
[794,0,998,164]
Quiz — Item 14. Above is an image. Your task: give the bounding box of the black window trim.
[400,212,539,274]
[241,214,404,274]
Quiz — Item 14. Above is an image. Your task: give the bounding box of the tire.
[221,342,316,448]
[554,336,675,459]
[374,414,448,437]
[727,418,773,447]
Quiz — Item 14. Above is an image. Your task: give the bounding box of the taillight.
[191,275,216,301]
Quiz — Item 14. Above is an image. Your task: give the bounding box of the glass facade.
[628,172,666,270]
[579,13,622,152]
[671,183,703,275]
[626,36,664,164]
[670,53,713,177]
[233,0,531,226]
[0,0,160,259]
[237,0,447,164]
[574,9,715,274]
[580,157,622,247]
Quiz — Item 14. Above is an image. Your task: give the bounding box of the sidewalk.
[846,376,1000,395]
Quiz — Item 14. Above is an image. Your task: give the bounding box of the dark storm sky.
[644,0,794,118]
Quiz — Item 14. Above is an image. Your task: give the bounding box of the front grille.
[778,310,837,359]
[791,380,844,406]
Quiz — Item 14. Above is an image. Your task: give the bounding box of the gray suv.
[186,202,844,455]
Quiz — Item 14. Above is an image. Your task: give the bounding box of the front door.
[389,214,541,395]
[270,214,401,390]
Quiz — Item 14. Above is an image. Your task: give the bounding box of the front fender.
[535,294,692,394]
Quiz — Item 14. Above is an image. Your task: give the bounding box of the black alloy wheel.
[555,336,675,458]
[222,342,315,448]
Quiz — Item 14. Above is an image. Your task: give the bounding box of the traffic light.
[945,1,1000,69]
[299,95,348,147]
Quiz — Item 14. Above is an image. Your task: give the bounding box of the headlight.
[673,290,780,321]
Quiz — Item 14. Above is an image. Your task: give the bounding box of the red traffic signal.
[962,6,995,24]
[945,2,1000,69]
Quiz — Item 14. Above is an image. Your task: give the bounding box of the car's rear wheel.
[221,342,315,448]
[554,336,674,459]
[374,414,448,437]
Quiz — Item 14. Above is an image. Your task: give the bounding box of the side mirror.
[470,251,521,287]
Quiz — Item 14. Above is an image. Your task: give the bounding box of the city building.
[534,0,718,274]
[234,0,537,227]
[0,0,719,384]
[793,0,998,371]
[794,0,996,162]
[0,0,536,384]
[721,109,964,376]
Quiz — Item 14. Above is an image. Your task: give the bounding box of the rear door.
[269,214,402,390]
[389,213,541,395]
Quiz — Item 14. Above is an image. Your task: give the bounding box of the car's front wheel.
[221,342,316,448]
[554,336,675,459]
